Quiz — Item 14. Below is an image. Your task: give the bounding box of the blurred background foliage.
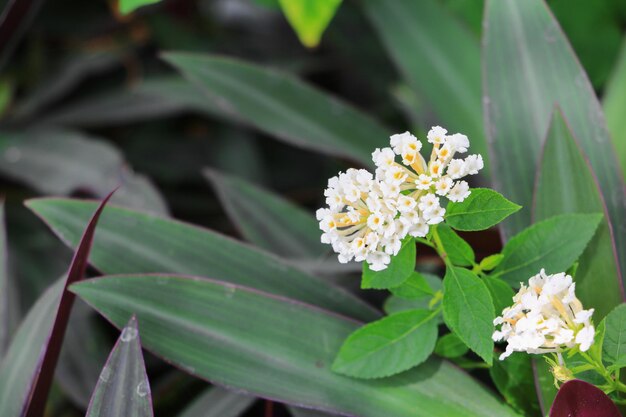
[0,0,624,415]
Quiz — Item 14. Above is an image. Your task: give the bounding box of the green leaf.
[332,309,438,379]
[86,316,153,417]
[479,254,503,272]
[490,353,542,417]
[589,319,606,366]
[482,276,514,317]
[26,198,378,321]
[0,128,168,216]
[603,304,626,367]
[390,272,435,300]
[203,169,326,259]
[604,37,626,181]
[445,189,521,232]
[435,224,474,267]
[278,0,342,48]
[361,0,489,175]
[493,213,603,286]
[384,275,443,320]
[178,387,255,417]
[162,53,389,165]
[532,358,558,415]
[435,333,468,359]
[119,0,162,14]
[483,0,626,285]
[71,275,520,417]
[533,110,623,318]
[442,267,494,364]
[362,238,415,289]
[41,77,230,128]
[0,279,62,417]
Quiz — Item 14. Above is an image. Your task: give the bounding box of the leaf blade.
[71,274,520,417]
[493,213,602,286]
[445,189,521,232]
[86,316,153,417]
[533,109,623,318]
[203,169,326,259]
[332,309,438,379]
[442,267,494,364]
[25,198,379,321]
[162,53,390,165]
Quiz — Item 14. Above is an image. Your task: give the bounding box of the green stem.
[431,225,453,268]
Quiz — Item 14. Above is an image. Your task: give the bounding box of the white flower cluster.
[317,126,483,271]
[493,269,595,361]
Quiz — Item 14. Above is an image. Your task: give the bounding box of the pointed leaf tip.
[86,315,153,417]
[22,190,116,417]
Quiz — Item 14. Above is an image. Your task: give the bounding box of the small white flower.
[434,177,453,196]
[372,147,396,168]
[446,159,466,179]
[464,154,484,175]
[447,133,469,153]
[418,194,440,212]
[429,160,443,177]
[576,326,595,352]
[397,195,417,212]
[447,181,470,202]
[415,174,433,190]
[427,126,447,145]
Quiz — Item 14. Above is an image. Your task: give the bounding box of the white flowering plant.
[317,127,626,413]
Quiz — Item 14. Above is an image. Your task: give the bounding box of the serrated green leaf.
[533,110,623,318]
[483,0,626,286]
[603,304,626,367]
[389,272,435,300]
[445,189,521,232]
[482,276,514,317]
[332,309,438,379]
[434,333,468,359]
[119,0,162,14]
[362,238,415,289]
[435,224,474,267]
[203,169,325,259]
[86,316,153,417]
[361,0,489,175]
[604,37,626,181]
[493,213,602,286]
[26,199,379,321]
[442,267,494,364]
[490,353,541,417]
[278,0,342,48]
[71,275,519,417]
[162,53,389,165]
[479,254,503,272]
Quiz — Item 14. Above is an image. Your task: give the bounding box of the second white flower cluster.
[493,269,595,360]
[317,126,484,271]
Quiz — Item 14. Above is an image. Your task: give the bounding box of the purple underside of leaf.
[23,189,116,417]
[550,379,621,417]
